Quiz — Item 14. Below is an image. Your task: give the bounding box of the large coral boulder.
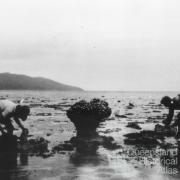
[67,99,111,137]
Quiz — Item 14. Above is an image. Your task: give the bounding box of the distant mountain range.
[0,73,83,91]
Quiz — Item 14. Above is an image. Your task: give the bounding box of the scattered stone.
[115,114,127,118]
[27,137,49,156]
[152,110,161,113]
[37,119,45,122]
[124,130,164,146]
[102,136,121,150]
[99,128,121,134]
[53,120,61,123]
[147,116,163,122]
[113,128,122,132]
[29,103,42,108]
[148,102,155,105]
[46,133,52,136]
[100,129,113,134]
[129,103,134,107]
[153,120,160,123]
[52,143,74,153]
[125,113,134,116]
[154,124,177,137]
[144,111,151,114]
[126,122,142,130]
[126,103,135,109]
[160,142,177,149]
[36,113,52,116]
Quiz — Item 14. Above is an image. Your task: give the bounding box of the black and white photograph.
[0,0,180,180]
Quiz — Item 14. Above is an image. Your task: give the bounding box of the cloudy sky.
[0,0,180,91]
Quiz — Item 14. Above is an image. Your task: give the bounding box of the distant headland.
[0,73,84,91]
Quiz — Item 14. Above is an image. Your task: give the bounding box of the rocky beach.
[0,90,179,180]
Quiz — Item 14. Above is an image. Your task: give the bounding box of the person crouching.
[0,100,30,135]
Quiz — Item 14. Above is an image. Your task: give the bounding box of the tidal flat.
[0,90,179,180]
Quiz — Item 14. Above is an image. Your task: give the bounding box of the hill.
[0,73,83,91]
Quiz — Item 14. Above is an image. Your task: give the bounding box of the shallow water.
[0,90,179,180]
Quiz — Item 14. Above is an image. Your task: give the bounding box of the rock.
[154,124,177,137]
[124,130,164,147]
[100,129,114,134]
[115,114,127,118]
[129,103,134,107]
[102,136,121,150]
[36,113,52,116]
[126,103,135,109]
[106,117,115,121]
[99,128,121,134]
[52,143,74,153]
[126,122,142,130]
[124,137,159,146]
[46,133,52,136]
[152,110,161,113]
[0,134,51,158]
[125,113,134,116]
[66,99,111,137]
[22,137,50,157]
[29,103,42,108]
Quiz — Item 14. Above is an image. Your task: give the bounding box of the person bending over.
[161,95,180,138]
[0,100,30,135]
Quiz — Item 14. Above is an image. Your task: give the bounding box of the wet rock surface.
[0,91,180,180]
[126,122,142,130]
[26,137,50,156]
[115,114,127,118]
[52,142,74,153]
[154,124,177,137]
[124,130,165,146]
[123,124,178,148]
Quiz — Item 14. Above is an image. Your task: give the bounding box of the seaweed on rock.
[66,99,112,137]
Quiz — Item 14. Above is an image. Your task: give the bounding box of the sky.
[0,0,180,91]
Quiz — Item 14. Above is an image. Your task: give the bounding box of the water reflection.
[0,134,29,180]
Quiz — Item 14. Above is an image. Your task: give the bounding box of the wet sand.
[0,91,179,180]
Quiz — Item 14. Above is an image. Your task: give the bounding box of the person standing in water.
[0,99,30,135]
[161,95,180,138]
